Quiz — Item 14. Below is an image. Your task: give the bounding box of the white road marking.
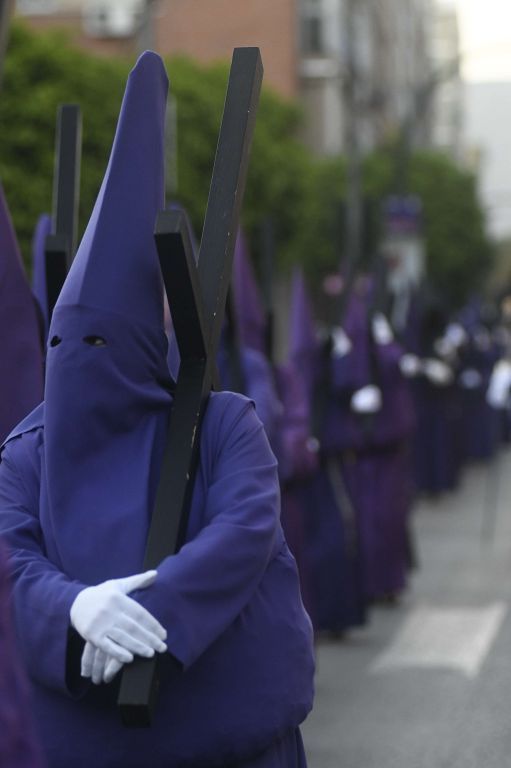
[370,603,507,678]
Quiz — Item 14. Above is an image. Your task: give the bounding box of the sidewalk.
[301,447,511,768]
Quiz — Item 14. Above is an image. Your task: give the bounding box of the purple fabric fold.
[0,185,44,442]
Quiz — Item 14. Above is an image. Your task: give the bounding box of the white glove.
[399,353,422,378]
[81,641,124,685]
[445,322,467,350]
[459,368,482,389]
[433,337,455,359]
[372,313,394,345]
[70,570,167,667]
[331,326,352,358]
[350,385,382,414]
[423,358,453,386]
[487,360,511,408]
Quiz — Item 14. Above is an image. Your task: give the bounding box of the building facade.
[16,0,460,159]
[298,0,435,155]
[153,0,298,100]
[16,0,299,99]
[429,1,463,161]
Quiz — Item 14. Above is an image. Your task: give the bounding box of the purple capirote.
[31,212,52,341]
[232,230,267,354]
[0,184,44,442]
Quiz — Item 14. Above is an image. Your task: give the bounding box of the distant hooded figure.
[0,185,44,442]
[0,538,45,768]
[0,52,314,768]
[232,229,267,356]
[218,231,282,445]
[31,212,52,343]
[293,272,368,633]
[412,293,462,494]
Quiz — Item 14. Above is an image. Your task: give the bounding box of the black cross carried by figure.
[117,46,263,728]
[45,104,82,321]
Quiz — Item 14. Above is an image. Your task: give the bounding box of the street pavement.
[301,447,511,767]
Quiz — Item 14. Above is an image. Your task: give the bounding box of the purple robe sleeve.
[0,539,45,768]
[132,395,281,669]
[0,433,86,696]
[241,348,282,446]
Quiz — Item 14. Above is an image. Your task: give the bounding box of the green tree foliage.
[142,55,319,271]
[0,24,128,263]
[0,23,317,276]
[0,22,493,309]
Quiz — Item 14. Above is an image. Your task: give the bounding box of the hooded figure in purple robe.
[0,185,44,442]
[290,271,367,633]
[408,293,462,494]
[456,299,500,461]
[218,231,282,446]
[0,538,45,768]
[316,275,415,602]
[0,52,313,768]
[232,230,267,355]
[31,212,52,343]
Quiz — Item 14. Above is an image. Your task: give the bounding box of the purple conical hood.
[42,52,173,583]
[54,51,168,329]
[0,185,44,441]
[232,231,266,353]
[31,212,52,338]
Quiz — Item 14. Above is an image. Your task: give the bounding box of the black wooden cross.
[45,104,82,321]
[118,46,263,728]
[260,216,275,362]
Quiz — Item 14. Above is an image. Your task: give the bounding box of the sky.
[453,0,511,81]
[439,2,511,238]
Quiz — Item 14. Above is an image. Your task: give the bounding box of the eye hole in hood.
[50,336,62,347]
[83,335,107,347]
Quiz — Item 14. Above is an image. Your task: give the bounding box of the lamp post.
[394,55,461,194]
[342,0,363,274]
[136,0,159,53]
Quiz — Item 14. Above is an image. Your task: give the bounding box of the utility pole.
[137,0,157,53]
[0,0,15,92]
[394,56,461,194]
[342,0,363,275]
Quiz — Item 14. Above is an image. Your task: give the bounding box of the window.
[301,0,326,56]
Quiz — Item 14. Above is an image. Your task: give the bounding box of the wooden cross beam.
[45,104,82,321]
[118,46,263,728]
[260,216,275,361]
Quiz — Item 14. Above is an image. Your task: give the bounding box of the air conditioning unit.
[83,0,144,38]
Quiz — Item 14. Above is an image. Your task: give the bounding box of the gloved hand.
[459,368,482,389]
[487,360,511,408]
[70,570,167,666]
[372,313,394,345]
[445,322,467,350]
[81,641,124,685]
[350,385,382,414]
[423,358,453,386]
[399,353,422,378]
[331,326,352,358]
